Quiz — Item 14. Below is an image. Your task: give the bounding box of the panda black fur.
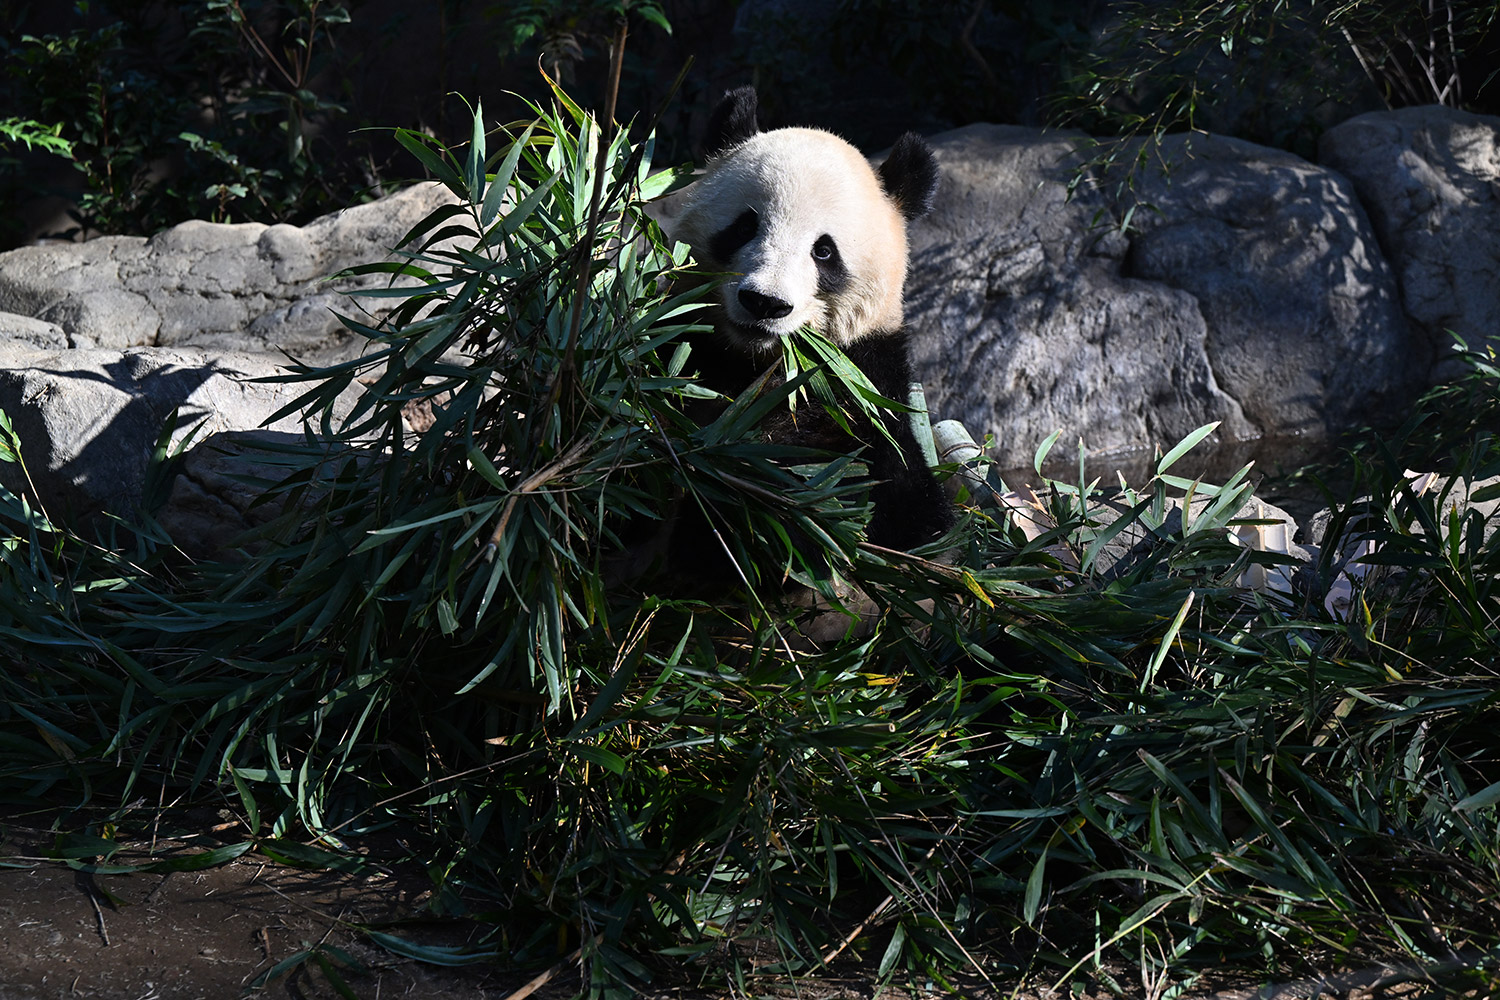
[668,86,952,552]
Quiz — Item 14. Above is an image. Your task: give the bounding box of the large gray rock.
[0,311,68,350]
[155,430,312,557]
[906,126,1253,467]
[1318,106,1500,368]
[906,125,1417,469]
[0,183,456,361]
[0,345,346,523]
[1117,132,1417,434]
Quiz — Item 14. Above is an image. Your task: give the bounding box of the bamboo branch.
[558,16,630,403]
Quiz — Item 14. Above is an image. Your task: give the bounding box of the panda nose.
[738,288,793,321]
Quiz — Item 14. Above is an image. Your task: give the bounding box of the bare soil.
[0,817,940,1000]
[0,821,560,1000]
[0,819,1433,1000]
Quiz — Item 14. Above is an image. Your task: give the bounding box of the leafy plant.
[496,0,671,84]
[5,16,191,235]
[3,72,1500,998]
[1054,0,1500,156]
[0,116,73,157]
[203,0,351,163]
[2,0,363,237]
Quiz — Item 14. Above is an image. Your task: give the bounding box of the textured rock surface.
[0,346,346,522]
[905,125,1417,469]
[1319,106,1500,367]
[0,311,69,350]
[905,125,1253,468]
[1116,132,1417,435]
[156,430,310,557]
[0,183,455,361]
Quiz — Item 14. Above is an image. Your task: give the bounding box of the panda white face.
[672,127,913,352]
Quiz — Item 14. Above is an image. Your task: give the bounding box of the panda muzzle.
[737,288,794,322]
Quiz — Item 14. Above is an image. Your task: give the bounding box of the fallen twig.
[821,894,894,966]
[500,933,603,1000]
[87,890,109,946]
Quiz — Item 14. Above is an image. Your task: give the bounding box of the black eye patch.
[812,234,849,294]
[708,208,759,263]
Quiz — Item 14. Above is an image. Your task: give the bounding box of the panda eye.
[811,234,849,295]
[709,208,760,263]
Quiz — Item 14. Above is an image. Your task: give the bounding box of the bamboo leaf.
[481,121,538,227]
[364,930,502,967]
[1156,421,1221,475]
[393,129,465,196]
[1023,846,1048,925]
[1034,429,1062,474]
[464,98,486,203]
[877,921,907,978]
[1455,780,1500,813]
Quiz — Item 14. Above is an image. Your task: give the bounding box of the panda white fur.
[667,86,952,552]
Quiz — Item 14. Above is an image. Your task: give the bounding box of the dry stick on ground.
[74,869,112,946]
[86,890,109,946]
[821,820,963,968]
[821,895,895,966]
[500,934,604,1000]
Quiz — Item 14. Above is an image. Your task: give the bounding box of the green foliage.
[1055,0,1500,154]
[499,0,670,63]
[3,85,1500,997]
[0,116,73,157]
[6,15,189,234]
[200,0,351,164]
[248,938,365,997]
[0,0,678,243]
[2,0,361,236]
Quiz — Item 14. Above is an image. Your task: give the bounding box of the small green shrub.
[1054,0,1500,157]
[2,0,362,237]
[0,116,73,156]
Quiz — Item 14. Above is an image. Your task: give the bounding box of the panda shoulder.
[842,328,918,398]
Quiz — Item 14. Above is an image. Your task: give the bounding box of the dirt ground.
[0,820,1446,1000]
[0,831,538,1000]
[0,818,920,1000]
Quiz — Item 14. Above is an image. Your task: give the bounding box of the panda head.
[671,86,939,353]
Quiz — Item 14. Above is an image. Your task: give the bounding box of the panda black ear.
[704,86,760,158]
[878,132,939,221]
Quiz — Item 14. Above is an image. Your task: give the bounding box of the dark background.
[2,0,1496,250]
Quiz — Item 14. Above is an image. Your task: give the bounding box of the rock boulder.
[1318,106,1500,370]
[0,345,349,524]
[0,183,456,362]
[905,125,1418,470]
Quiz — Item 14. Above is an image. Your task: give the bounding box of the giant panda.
[666,86,953,553]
